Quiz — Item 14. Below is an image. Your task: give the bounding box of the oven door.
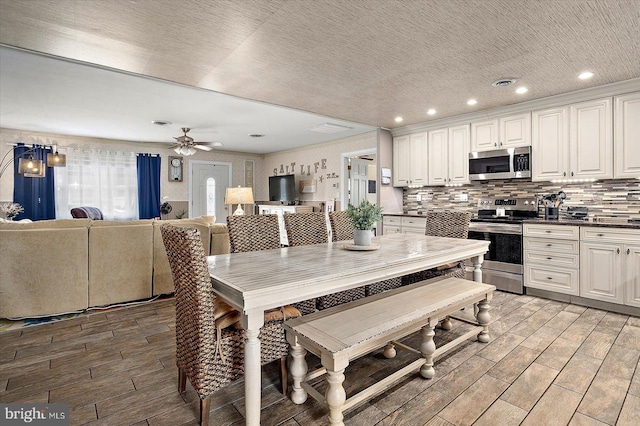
[467,223,522,274]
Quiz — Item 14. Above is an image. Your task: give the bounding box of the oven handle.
[469,223,522,235]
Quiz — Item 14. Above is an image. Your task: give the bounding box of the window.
[206,177,216,216]
[55,149,139,220]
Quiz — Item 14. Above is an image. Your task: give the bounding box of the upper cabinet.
[393,132,427,187]
[532,97,612,181]
[614,91,640,178]
[470,112,531,152]
[427,124,470,186]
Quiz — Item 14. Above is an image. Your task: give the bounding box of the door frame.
[188,160,233,219]
[340,148,376,210]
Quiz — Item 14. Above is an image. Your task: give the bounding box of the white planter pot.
[353,229,372,246]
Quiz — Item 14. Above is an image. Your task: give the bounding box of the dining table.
[207,232,490,425]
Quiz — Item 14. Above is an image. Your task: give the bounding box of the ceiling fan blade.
[194,144,213,151]
[197,141,223,147]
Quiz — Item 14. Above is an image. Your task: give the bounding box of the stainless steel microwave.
[469,146,531,181]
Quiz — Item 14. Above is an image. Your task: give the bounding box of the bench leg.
[419,322,437,379]
[476,299,491,343]
[290,342,308,404]
[325,368,346,426]
[382,342,396,358]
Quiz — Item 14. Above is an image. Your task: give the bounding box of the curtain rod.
[7,143,159,157]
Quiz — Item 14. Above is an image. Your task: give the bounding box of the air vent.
[491,78,516,87]
[310,123,353,134]
[151,120,171,126]
[248,134,265,138]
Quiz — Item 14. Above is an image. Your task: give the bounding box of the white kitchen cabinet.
[571,97,612,180]
[580,227,640,307]
[523,224,580,295]
[532,107,569,181]
[427,124,470,186]
[580,241,623,303]
[614,91,640,178]
[393,132,428,187]
[470,112,530,152]
[382,215,426,235]
[532,97,612,181]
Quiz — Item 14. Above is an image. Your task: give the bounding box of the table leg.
[472,254,484,283]
[242,310,265,426]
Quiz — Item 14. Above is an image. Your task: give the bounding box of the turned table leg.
[420,320,437,379]
[440,316,453,330]
[383,342,397,358]
[476,298,491,343]
[289,342,308,404]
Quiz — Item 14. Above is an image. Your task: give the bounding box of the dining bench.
[283,277,496,426]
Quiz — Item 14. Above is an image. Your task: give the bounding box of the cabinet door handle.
[563,172,567,177]
[547,277,553,280]
[546,257,553,260]
[597,233,604,237]
[627,248,630,255]
[546,244,553,247]
[617,248,621,254]
[546,230,552,233]
[571,171,574,177]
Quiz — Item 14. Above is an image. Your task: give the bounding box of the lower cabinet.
[382,215,426,235]
[524,224,580,295]
[580,227,640,307]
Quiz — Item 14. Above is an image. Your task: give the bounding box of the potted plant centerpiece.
[346,200,383,246]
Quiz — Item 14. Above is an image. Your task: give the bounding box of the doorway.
[189,161,231,222]
[340,148,377,209]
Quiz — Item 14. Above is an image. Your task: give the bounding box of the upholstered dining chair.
[283,211,366,310]
[403,210,472,285]
[161,224,300,425]
[226,214,317,315]
[328,210,403,297]
[70,206,104,220]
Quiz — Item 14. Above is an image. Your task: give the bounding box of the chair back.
[226,214,280,253]
[160,224,217,396]
[71,206,104,220]
[425,210,471,239]
[283,212,329,247]
[328,210,354,242]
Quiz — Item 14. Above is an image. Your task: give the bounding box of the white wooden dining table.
[207,232,490,425]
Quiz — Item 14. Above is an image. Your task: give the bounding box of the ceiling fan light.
[187,147,196,156]
[173,147,181,154]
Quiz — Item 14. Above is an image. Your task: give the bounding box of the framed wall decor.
[169,156,183,182]
[244,160,254,188]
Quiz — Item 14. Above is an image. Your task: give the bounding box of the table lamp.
[225,186,254,215]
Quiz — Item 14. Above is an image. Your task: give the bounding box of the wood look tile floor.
[2,291,640,425]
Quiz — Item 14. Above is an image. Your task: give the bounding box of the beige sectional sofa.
[0,217,230,318]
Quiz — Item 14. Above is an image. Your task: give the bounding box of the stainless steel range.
[467,197,539,294]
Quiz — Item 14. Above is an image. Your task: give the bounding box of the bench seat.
[284,277,496,426]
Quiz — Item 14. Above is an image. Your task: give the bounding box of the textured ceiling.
[1,0,639,132]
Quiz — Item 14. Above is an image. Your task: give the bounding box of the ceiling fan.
[169,127,222,156]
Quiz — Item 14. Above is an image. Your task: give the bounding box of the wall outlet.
[416,194,422,202]
[460,193,469,201]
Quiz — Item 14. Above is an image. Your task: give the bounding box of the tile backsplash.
[403,179,640,220]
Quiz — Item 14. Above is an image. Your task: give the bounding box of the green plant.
[346,200,383,230]
[174,209,187,219]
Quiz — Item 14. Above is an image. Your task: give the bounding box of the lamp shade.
[225,186,254,215]
[18,157,45,176]
[225,187,254,205]
[46,151,67,167]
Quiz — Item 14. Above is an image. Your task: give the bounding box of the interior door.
[191,162,231,222]
[349,158,369,207]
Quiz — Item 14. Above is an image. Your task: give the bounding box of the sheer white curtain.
[55,148,139,220]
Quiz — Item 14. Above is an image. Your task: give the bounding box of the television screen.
[269,174,296,202]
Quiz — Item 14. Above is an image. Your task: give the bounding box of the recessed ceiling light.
[395,117,403,123]
[427,109,436,115]
[152,120,171,126]
[515,87,528,94]
[467,99,478,106]
[578,71,594,80]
